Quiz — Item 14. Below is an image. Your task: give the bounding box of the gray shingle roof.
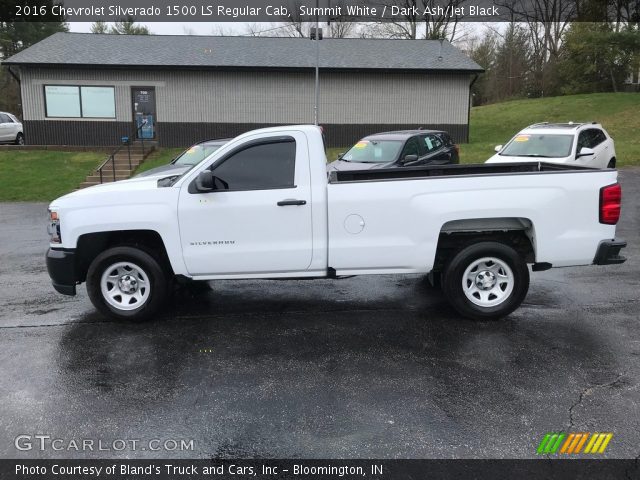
[3,32,482,72]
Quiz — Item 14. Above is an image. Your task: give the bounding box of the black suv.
[328,130,459,171]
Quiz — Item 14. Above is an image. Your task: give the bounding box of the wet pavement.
[1,169,639,460]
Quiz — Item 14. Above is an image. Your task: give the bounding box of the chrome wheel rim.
[462,257,514,307]
[100,261,150,311]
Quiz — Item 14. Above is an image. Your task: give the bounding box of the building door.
[132,88,156,139]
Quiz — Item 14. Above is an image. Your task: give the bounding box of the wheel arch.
[433,217,536,272]
[75,230,173,283]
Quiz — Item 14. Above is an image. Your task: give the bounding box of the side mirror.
[337,152,345,159]
[195,170,214,192]
[494,145,503,152]
[403,154,418,163]
[577,147,595,158]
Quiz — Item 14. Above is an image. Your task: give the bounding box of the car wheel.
[86,246,168,321]
[442,241,529,320]
[15,133,24,145]
[607,158,616,169]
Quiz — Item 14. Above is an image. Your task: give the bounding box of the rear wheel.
[15,133,24,145]
[442,241,529,320]
[86,246,168,321]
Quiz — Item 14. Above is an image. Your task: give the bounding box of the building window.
[44,86,80,118]
[44,85,115,118]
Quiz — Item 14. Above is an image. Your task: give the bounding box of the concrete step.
[79,145,156,189]
[85,175,130,183]
[109,162,141,168]
[112,156,144,162]
[93,168,133,175]
[114,151,146,156]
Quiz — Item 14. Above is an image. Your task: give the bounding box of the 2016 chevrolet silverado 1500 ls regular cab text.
[46,125,627,321]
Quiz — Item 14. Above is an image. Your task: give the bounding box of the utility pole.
[313,0,320,125]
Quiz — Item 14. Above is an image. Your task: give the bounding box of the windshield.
[500,134,574,158]
[341,139,403,164]
[174,144,223,166]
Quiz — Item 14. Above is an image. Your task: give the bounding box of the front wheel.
[442,241,529,320]
[15,133,24,145]
[86,246,168,321]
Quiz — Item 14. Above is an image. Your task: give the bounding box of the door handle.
[277,199,307,206]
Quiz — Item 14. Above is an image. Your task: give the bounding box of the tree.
[243,21,357,38]
[365,0,467,40]
[0,1,67,117]
[467,30,498,105]
[90,21,109,34]
[557,22,640,94]
[89,18,151,35]
[110,18,150,35]
[0,22,68,59]
[497,0,576,96]
[493,23,532,100]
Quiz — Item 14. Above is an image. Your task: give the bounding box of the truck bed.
[328,162,595,183]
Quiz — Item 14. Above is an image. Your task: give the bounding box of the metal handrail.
[96,121,148,183]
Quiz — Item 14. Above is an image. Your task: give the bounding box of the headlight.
[47,209,61,244]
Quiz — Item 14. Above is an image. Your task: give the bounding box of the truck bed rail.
[328,162,595,184]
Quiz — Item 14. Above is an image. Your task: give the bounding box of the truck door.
[177,132,313,276]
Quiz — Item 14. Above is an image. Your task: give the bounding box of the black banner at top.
[0,0,635,23]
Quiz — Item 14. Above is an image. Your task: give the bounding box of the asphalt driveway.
[1,169,639,459]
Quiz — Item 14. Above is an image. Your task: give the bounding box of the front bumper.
[46,248,77,295]
[593,239,627,265]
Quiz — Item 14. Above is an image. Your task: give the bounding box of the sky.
[70,22,263,35]
[68,21,489,44]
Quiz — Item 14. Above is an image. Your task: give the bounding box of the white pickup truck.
[46,125,626,321]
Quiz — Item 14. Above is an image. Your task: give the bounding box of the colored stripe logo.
[537,432,613,454]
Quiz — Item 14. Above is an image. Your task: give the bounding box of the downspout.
[466,73,479,143]
[7,65,23,120]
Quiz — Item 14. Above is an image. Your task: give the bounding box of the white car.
[0,111,24,145]
[45,125,626,321]
[486,122,616,169]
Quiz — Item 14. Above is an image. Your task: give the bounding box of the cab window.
[211,139,296,191]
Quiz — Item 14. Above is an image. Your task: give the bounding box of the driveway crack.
[568,372,627,429]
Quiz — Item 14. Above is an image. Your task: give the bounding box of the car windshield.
[500,133,574,158]
[174,144,223,166]
[341,139,403,164]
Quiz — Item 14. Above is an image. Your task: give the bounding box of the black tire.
[86,246,168,321]
[607,158,616,169]
[15,133,24,145]
[441,241,529,320]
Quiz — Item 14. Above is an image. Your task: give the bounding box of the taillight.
[599,183,621,225]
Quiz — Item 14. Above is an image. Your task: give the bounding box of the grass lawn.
[0,150,105,202]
